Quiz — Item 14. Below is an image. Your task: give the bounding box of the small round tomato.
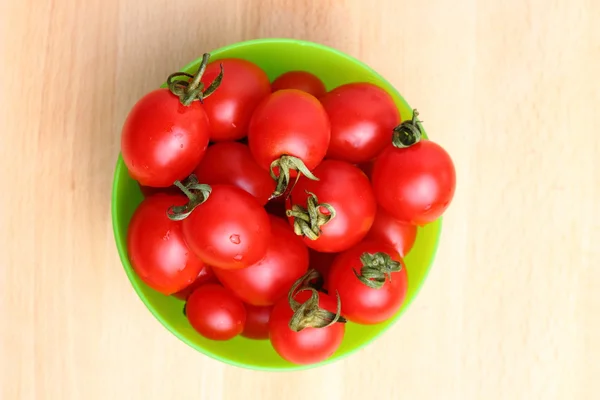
[320,83,400,164]
[366,208,418,257]
[213,216,309,306]
[172,265,218,300]
[271,71,326,98]
[194,142,274,205]
[242,304,273,340]
[186,284,246,340]
[248,89,330,197]
[200,58,271,142]
[371,110,456,225]
[286,160,376,253]
[178,184,271,270]
[328,241,408,325]
[127,194,204,295]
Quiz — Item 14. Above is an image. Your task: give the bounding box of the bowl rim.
[111,37,443,372]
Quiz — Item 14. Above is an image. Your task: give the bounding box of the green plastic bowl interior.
[111,38,442,371]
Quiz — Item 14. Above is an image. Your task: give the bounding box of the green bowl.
[111,38,442,371]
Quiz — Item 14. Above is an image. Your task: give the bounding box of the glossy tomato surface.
[271,71,326,98]
[366,207,418,257]
[242,304,273,340]
[172,265,218,300]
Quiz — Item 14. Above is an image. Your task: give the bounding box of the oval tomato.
[286,160,376,253]
[366,208,417,257]
[200,58,271,142]
[194,142,274,205]
[242,304,273,340]
[271,71,326,98]
[371,111,456,225]
[320,83,400,164]
[328,240,408,325]
[213,215,309,306]
[248,89,330,197]
[186,283,246,340]
[127,194,204,295]
[172,265,218,300]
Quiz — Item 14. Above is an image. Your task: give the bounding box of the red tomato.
[371,111,456,225]
[287,160,376,253]
[194,142,274,205]
[320,83,400,164]
[172,265,218,300]
[180,184,271,270]
[328,241,408,324]
[269,289,345,365]
[213,216,309,306]
[127,194,204,295]
[200,58,271,142]
[186,284,246,340]
[366,208,418,257]
[242,304,273,340]
[271,71,326,98]
[248,89,330,197]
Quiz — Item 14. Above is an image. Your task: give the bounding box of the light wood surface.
[1,0,599,399]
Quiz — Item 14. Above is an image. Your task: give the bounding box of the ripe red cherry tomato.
[366,208,418,257]
[286,160,376,253]
[371,110,456,225]
[320,83,400,164]
[213,215,309,306]
[127,194,204,295]
[242,304,273,340]
[328,240,408,324]
[194,142,275,205]
[200,58,271,142]
[248,89,330,197]
[186,284,246,340]
[172,265,218,300]
[179,184,271,270]
[271,71,326,98]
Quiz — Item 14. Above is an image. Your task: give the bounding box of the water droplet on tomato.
[229,234,240,244]
[233,254,243,261]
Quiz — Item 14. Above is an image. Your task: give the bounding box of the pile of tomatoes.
[121,53,456,365]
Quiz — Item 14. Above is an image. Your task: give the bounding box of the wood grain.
[1,0,599,399]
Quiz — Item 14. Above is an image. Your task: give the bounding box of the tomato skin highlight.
[186,284,246,341]
[127,194,205,295]
[242,304,273,340]
[320,83,400,164]
[121,88,210,187]
[371,140,456,225]
[269,291,345,364]
[328,241,408,325]
[271,71,326,98]
[287,160,377,253]
[200,59,271,142]
[213,216,309,306]
[172,265,218,300]
[366,208,418,257]
[182,184,271,270]
[194,142,275,206]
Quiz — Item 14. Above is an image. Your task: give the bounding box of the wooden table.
[1,0,598,399]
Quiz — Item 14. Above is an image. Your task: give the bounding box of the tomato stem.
[167,53,224,106]
[166,174,212,221]
[286,191,335,240]
[269,155,319,199]
[391,109,423,148]
[353,252,402,289]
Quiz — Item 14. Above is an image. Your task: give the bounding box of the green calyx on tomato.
[166,174,212,221]
[391,109,423,148]
[286,191,336,240]
[269,155,319,199]
[287,269,346,332]
[353,252,402,290]
[166,53,224,106]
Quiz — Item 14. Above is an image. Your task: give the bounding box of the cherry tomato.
[180,184,271,270]
[320,83,400,164]
[200,58,271,142]
[248,89,330,197]
[269,289,345,365]
[186,284,246,340]
[172,265,218,300]
[371,111,456,225]
[127,194,204,295]
[242,304,272,340]
[366,208,418,257]
[328,240,408,324]
[287,160,376,253]
[213,216,309,306]
[194,142,274,206]
[271,71,326,98]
